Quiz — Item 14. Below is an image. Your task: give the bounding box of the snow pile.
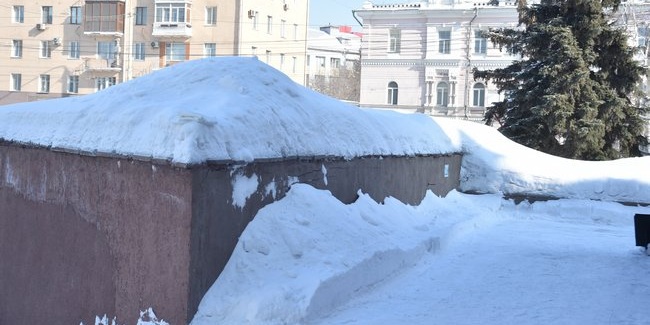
[435,118,650,204]
[0,57,458,164]
[191,185,496,325]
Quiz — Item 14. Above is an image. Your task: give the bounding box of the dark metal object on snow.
[634,214,650,251]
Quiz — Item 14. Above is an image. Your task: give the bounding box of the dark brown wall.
[187,154,462,320]
[0,145,193,325]
[1,141,461,325]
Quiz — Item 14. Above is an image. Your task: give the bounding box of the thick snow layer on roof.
[0,57,458,164]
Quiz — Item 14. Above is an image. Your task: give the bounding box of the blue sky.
[308,0,367,30]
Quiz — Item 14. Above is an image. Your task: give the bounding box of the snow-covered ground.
[2,57,648,325]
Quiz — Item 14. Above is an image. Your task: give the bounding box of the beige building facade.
[0,0,309,105]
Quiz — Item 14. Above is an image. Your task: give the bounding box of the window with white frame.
[155,2,190,23]
[12,40,22,58]
[204,43,216,57]
[280,53,285,69]
[266,50,271,64]
[473,83,486,107]
[387,81,398,105]
[69,41,80,59]
[97,41,116,60]
[280,19,286,38]
[13,6,24,23]
[42,6,53,24]
[438,30,451,54]
[134,42,145,60]
[41,41,51,58]
[474,30,487,54]
[166,42,186,61]
[135,7,147,25]
[316,56,325,68]
[251,46,257,57]
[389,29,401,53]
[292,56,297,73]
[267,16,273,34]
[206,7,217,25]
[331,58,340,69]
[11,73,21,91]
[39,74,50,93]
[68,75,79,93]
[436,82,449,107]
[293,24,298,41]
[252,12,258,30]
[96,77,116,91]
[70,6,82,24]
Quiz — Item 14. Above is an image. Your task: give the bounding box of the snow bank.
[190,184,503,325]
[0,57,459,164]
[435,118,650,204]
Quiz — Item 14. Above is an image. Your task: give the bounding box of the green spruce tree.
[475,0,647,160]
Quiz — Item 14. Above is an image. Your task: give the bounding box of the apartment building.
[306,25,362,102]
[1,0,309,105]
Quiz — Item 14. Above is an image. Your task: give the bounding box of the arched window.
[436,82,449,107]
[473,83,486,107]
[387,81,398,105]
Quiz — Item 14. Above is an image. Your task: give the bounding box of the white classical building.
[354,0,525,119]
[355,0,650,120]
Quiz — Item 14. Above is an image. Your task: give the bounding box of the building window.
[11,74,21,91]
[267,16,273,34]
[474,30,487,54]
[155,2,190,23]
[97,41,116,60]
[294,24,298,41]
[252,12,259,30]
[251,46,257,57]
[42,6,53,24]
[206,7,217,25]
[473,83,486,107]
[68,75,80,93]
[280,53,285,69]
[166,42,186,61]
[280,19,286,38]
[12,40,22,58]
[438,31,451,54]
[389,29,401,53]
[96,77,116,91]
[13,6,24,23]
[265,50,271,64]
[437,82,449,107]
[292,56,297,73]
[69,41,80,59]
[204,43,216,57]
[70,6,82,24]
[134,42,145,60]
[85,1,126,33]
[331,58,341,69]
[639,26,649,48]
[387,81,398,105]
[39,74,50,93]
[316,56,325,68]
[41,41,52,58]
[135,7,147,25]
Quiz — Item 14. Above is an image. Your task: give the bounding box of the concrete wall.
[0,142,461,324]
[0,144,193,325]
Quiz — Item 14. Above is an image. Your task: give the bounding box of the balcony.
[82,57,121,72]
[84,0,125,35]
[152,22,192,38]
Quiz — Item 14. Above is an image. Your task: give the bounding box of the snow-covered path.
[312,200,650,325]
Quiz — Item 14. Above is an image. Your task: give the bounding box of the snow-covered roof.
[0,57,458,165]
